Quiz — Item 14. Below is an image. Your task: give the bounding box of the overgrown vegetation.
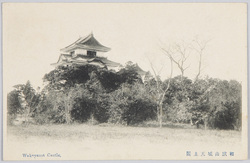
[7,61,242,130]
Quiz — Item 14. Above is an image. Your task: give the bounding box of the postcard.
[2,3,248,160]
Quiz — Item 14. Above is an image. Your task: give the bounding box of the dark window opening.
[87,51,96,57]
[70,51,75,56]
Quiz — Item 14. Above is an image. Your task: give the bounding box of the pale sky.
[3,3,247,92]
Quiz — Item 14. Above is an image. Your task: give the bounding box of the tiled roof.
[61,33,111,52]
[51,54,121,68]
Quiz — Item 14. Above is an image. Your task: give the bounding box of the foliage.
[108,82,157,125]
[97,69,121,92]
[205,79,242,129]
[7,81,40,124]
[118,61,143,84]
[125,98,157,125]
[161,77,242,130]
[34,90,66,124]
[7,62,242,130]
[7,89,22,125]
[7,90,22,116]
[43,63,142,92]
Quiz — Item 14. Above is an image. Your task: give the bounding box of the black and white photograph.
[2,3,248,160]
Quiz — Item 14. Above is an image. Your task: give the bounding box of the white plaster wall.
[75,49,87,55]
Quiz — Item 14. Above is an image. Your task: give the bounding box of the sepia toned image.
[2,3,248,160]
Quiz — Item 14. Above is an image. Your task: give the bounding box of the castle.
[52,33,121,70]
[52,33,146,76]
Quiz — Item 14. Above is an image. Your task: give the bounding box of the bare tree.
[192,38,210,81]
[149,55,173,128]
[149,41,191,128]
[161,42,191,82]
[150,38,208,128]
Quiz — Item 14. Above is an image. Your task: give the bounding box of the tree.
[206,79,242,129]
[149,55,173,128]
[186,78,242,130]
[192,38,210,81]
[43,65,99,90]
[108,81,157,125]
[43,65,100,124]
[163,76,193,124]
[42,62,145,124]
[161,42,191,82]
[118,61,144,85]
[11,81,40,124]
[7,90,22,124]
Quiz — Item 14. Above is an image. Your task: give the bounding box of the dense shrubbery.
[7,63,242,130]
[7,90,22,124]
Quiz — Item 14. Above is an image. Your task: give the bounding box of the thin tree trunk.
[159,103,163,128]
[181,70,184,82]
[157,106,160,122]
[65,98,72,124]
[91,113,94,125]
[204,116,208,130]
[190,118,193,125]
[65,107,71,124]
[195,53,202,81]
[149,50,173,128]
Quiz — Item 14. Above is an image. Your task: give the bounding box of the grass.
[5,122,243,160]
[7,122,241,143]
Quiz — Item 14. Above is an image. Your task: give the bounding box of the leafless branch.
[193,38,210,81]
[161,42,191,82]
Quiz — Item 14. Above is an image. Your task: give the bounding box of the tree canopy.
[7,62,242,130]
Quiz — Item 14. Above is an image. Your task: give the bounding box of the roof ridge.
[61,33,111,52]
[61,37,82,51]
[78,33,92,44]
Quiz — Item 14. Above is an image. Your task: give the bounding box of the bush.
[70,97,110,124]
[7,90,22,116]
[107,82,157,125]
[71,98,96,123]
[123,98,157,125]
[94,97,110,123]
[8,63,242,130]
